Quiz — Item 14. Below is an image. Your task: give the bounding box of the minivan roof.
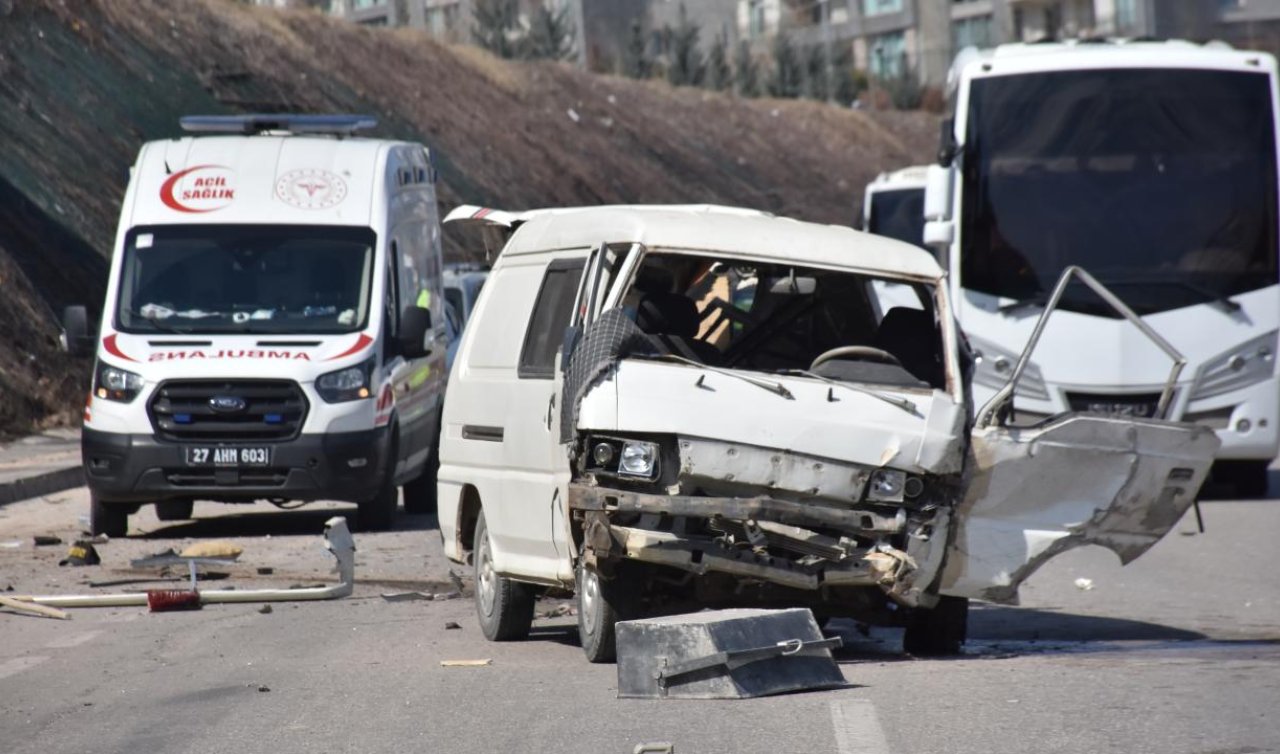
[503,205,943,282]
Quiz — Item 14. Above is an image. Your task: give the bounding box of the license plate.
[1085,401,1157,418]
[184,446,272,467]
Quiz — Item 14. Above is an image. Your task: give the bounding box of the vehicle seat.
[873,307,943,387]
[636,293,721,365]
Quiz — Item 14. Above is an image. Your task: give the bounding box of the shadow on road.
[138,505,439,539]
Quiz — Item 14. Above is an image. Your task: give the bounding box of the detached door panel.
[940,415,1219,603]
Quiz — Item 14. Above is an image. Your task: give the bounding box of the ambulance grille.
[149,380,308,441]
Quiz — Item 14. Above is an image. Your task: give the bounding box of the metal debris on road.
[381,591,433,602]
[58,541,100,567]
[33,535,62,546]
[258,605,273,614]
[444,621,461,630]
[440,659,491,667]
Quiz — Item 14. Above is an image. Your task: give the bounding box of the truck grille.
[149,380,308,441]
[1066,391,1163,419]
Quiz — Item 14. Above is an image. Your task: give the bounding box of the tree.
[768,33,803,98]
[620,19,651,79]
[665,4,704,87]
[704,31,731,91]
[733,40,759,97]
[472,0,521,59]
[524,2,577,61]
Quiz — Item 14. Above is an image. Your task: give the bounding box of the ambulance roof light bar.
[179,114,378,136]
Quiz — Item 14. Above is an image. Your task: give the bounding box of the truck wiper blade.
[780,369,920,416]
[998,295,1048,315]
[638,353,794,399]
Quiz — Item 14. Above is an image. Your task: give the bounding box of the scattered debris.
[33,535,62,546]
[1074,578,1095,591]
[448,569,464,593]
[88,534,109,545]
[147,589,201,612]
[0,594,70,620]
[258,685,270,693]
[381,591,433,602]
[444,621,461,630]
[258,605,273,615]
[433,590,461,601]
[566,108,580,123]
[89,577,184,589]
[538,604,574,619]
[179,541,243,559]
[256,567,274,575]
[0,540,22,549]
[58,541,100,567]
[634,745,675,754]
[440,659,491,667]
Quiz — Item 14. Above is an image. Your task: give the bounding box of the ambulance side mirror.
[399,306,432,359]
[61,305,93,358]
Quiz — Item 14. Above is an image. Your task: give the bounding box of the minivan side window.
[518,258,586,379]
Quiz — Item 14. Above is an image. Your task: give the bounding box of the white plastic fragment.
[1074,577,1094,591]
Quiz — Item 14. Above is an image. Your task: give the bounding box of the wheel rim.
[579,566,600,636]
[477,534,497,617]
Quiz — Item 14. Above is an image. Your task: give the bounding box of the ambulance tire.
[474,511,535,641]
[903,595,968,657]
[155,500,194,521]
[402,428,439,515]
[90,492,129,538]
[357,434,399,532]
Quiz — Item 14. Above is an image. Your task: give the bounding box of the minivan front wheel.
[473,511,534,641]
[576,561,637,663]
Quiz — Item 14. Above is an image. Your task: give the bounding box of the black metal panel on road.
[616,608,846,700]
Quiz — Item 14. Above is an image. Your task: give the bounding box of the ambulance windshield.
[116,224,376,334]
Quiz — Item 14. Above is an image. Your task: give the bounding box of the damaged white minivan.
[437,205,1219,662]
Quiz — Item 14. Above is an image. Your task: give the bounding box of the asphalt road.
[1,489,1277,754]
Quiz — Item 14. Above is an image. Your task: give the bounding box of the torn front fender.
[939,415,1219,603]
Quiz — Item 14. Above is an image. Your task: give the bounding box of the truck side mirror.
[937,117,959,167]
[399,306,432,359]
[61,305,93,357]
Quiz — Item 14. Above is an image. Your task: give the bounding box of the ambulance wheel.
[577,561,638,664]
[357,436,399,532]
[473,510,534,641]
[402,433,439,515]
[1217,460,1269,499]
[155,500,194,521]
[903,595,968,657]
[90,492,129,538]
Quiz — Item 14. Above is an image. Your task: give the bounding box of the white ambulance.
[67,114,447,536]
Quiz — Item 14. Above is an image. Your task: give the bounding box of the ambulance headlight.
[95,364,144,403]
[316,358,374,403]
[1190,331,1277,401]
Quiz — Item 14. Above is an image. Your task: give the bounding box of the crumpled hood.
[97,330,375,383]
[577,359,966,474]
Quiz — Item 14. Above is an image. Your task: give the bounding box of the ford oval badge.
[209,395,247,414]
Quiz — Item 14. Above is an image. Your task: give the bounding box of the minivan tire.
[473,511,535,641]
[903,595,968,657]
[577,561,637,663]
[90,493,129,538]
[155,500,194,521]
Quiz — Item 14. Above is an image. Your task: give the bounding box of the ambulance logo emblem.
[160,165,237,213]
[275,169,347,210]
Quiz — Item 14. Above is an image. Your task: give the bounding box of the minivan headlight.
[1190,331,1277,401]
[968,334,1049,401]
[619,441,659,478]
[95,363,145,403]
[316,357,375,403]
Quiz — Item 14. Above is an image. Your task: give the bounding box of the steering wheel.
[810,345,903,370]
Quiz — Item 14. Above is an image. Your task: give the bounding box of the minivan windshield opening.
[623,253,944,390]
[116,224,376,334]
[960,68,1279,316]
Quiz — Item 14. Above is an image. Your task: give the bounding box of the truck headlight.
[95,363,144,403]
[618,440,659,479]
[316,357,374,403]
[1189,331,1277,401]
[968,334,1049,401]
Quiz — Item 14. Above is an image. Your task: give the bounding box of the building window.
[1115,0,1136,32]
[862,0,904,18]
[953,15,994,50]
[869,30,906,78]
[748,0,767,39]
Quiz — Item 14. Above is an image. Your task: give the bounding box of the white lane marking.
[830,699,892,754]
[45,630,102,649]
[0,656,50,681]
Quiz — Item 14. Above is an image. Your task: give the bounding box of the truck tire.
[577,561,637,664]
[473,511,534,641]
[155,500,194,521]
[903,595,968,657]
[90,493,129,538]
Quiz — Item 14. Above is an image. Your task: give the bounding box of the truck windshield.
[116,224,376,334]
[960,68,1279,316]
[867,188,926,249]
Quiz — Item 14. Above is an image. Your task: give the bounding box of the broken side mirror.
[61,305,93,357]
[399,305,432,359]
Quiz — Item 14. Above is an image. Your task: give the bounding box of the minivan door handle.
[545,393,556,431]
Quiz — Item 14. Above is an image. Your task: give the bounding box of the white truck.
[66,114,448,536]
[925,40,1280,496]
[861,165,929,250]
